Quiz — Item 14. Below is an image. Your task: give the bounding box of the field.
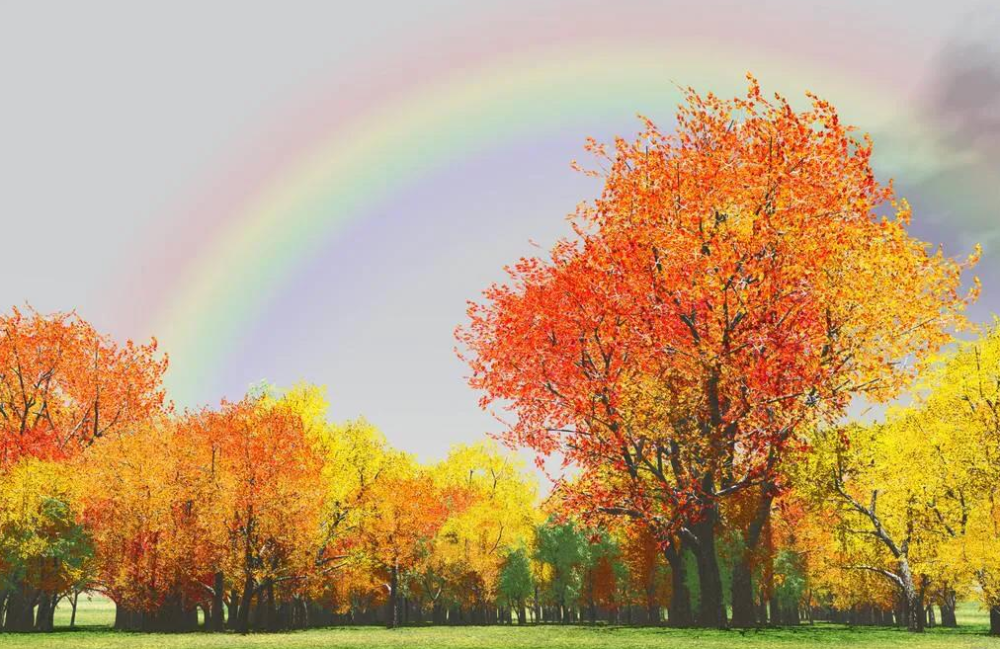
[0,597,996,649]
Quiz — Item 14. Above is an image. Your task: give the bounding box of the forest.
[2,78,999,639]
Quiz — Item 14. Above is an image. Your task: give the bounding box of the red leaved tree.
[458,76,977,627]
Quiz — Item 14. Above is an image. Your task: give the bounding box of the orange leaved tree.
[458,76,977,627]
[0,306,167,469]
[81,417,220,631]
[195,393,327,634]
[356,460,470,628]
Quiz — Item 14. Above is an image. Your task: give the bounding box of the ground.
[0,598,996,648]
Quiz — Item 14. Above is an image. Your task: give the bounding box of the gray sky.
[1,1,997,482]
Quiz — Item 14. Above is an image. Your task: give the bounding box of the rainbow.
[120,15,995,408]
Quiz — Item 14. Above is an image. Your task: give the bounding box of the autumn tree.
[458,76,977,627]
[195,392,327,633]
[81,417,222,631]
[0,307,165,630]
[0,307,166,469]
[355,456,468,629]
[765,496,815,626]
[805,423,919,630]
[580,530,624,624]
[0,458,91,631]
[898,322,1000,635]
[430,442,538,623]
[803,381,983,633]
[618,523,669,625]
[266,385,396,597]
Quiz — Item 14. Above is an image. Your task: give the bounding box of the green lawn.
[0,597,994,648]
[51,593,117,628]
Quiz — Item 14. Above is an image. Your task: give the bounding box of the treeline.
[0,311,541,633]
[0,307,799,633]
[2,306,997,636]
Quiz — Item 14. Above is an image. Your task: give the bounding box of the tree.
[800,326,1000,633]
[356,458,468,628]
[0,307,166,469]
[0,307,165,631]
[902,322,1000,634]
[458,76,977,627]
[804,402,977,633]
[580,530,624,624]
[618,522,669,625]
[268,384,395,586]
[199,393,327,633]
[81,417,220,631]
[534,517,589,623]
[763,496,817,626]
[560,465,696,626]
[498,548,534,624]
[430,442,539,623]
[84,383,347,634]
[0,458,91,631]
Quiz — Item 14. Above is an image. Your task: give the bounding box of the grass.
[0,598,994,648]
[51,593,117,628]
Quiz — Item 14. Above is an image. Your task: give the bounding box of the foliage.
[498,548,534,609]
[0,458,91,596]
[457,76,977,541]
[0,307,166,468]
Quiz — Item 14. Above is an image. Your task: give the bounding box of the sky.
[1,1,998,478]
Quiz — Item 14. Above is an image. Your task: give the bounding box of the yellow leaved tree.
[429,442,539,622]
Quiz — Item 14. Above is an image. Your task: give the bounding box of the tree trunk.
[898,560,924,633]
[730,562,756,628]
[386,565,399,629]
[114,605,140,631]
[664,544,693,627]
[209,571,225,631]
[34,593,53,632]
[432,601,445,625]
[769,597,781,626]
[235,572,255,634]
[990,606,1000,636]
[690,516,726,628]
[940,589,958,628]
[70,591,79,629]
[731,490,773,628]
[3,585,35,632]
[647,602,660,626]
[265,582,276,631]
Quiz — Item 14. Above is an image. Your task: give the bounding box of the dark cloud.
[901,16,1000,246]
[924,17,1000,163]
[877,15,1000,320]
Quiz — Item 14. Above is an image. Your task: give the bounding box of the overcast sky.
[1,1,997,482]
